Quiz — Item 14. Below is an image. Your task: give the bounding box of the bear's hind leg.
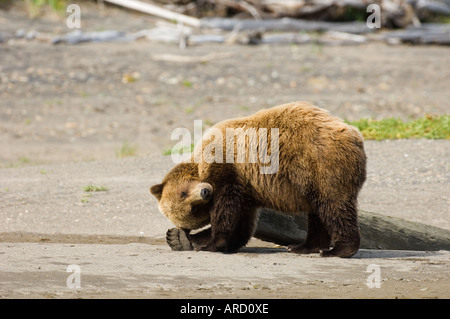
[317,201,360,258]
[288,212,331,254]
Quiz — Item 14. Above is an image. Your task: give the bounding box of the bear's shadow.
[239,246,287,254]
[238,246,444,259]
[352,249,444,259]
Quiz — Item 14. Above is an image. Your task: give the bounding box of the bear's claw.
[166,228,194,251]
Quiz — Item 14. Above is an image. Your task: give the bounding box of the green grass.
[182,80,193,88]
[18,157,30,164]
[184,107,194,114]
[24,0,68,16]
[116,141,137,158]
[1,157,36,168]
[83,184,109,192]
[163,144,195,156]
[347,114,450,140]
[80,192,92,203]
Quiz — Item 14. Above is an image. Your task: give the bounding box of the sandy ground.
[0,3,449,299]
[1,243,449,299]
[0,146,449,299]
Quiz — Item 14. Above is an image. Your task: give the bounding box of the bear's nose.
[200,188,211,201]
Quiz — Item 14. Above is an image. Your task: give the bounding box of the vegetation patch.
[347,114,449,140]
[116,141,138,158]
[163,144,195,156]
[83,184,109,192]
[25,0,68,17]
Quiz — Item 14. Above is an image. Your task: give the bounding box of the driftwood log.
[96,0,450,46]
[147,0,449,27]
[255,208,450,251]
[104,0,450,29]
[200,17,372,34]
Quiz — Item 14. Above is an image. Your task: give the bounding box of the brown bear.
[150,102,366,257]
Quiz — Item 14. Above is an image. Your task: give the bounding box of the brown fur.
[150,102,367,257]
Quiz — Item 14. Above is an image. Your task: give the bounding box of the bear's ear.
[149,183,164,200]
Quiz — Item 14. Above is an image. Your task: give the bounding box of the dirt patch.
[1,243,449,299]
[0,231,166,245]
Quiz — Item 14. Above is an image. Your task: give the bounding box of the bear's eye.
[180,191,188,198]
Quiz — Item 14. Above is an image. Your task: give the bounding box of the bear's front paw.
[166,228,194,251]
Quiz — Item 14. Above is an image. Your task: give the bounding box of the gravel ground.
[0,141,448,299]
[2,243,449,299]
[1,140,448,237]
[0,3,448,299]
[359,139,449,229]
[1,3,449,166]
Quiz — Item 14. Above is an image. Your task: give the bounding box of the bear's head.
[150,163,213,230]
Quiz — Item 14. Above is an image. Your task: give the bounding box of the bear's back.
[195,102,366,209]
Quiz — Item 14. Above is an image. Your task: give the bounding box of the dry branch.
[216,0,263,19]
[200,17,372,33]
[151,52,234,63]
[103,0,201,27]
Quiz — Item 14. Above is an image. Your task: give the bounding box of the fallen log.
[255,209,450,251]
[247,0,367,19]
[215,0,263,19]
[49,23,448,46]
[52,30,133,44]
[200,17,373,34]
[105,0,450,30]
[151,52,234,63]
[381,23,450,45]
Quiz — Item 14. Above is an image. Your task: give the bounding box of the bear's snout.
[200,188,211,201]
[190,182,213,205]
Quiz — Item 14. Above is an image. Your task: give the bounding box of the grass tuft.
[163,143,195,156]
[116,141,138,158]
[346,114,449,140]
[83,184,109,192]
[25,0,68,17]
